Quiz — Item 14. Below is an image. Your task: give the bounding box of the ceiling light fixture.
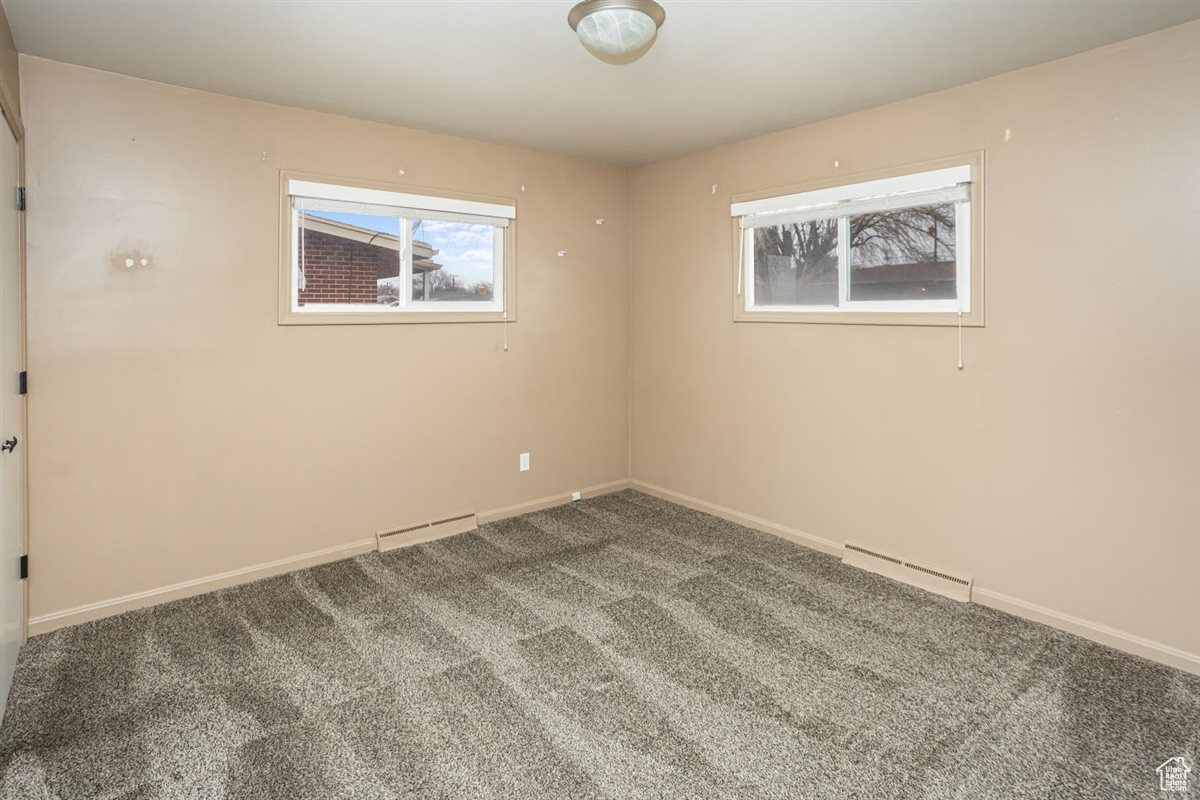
[568,0,666,65]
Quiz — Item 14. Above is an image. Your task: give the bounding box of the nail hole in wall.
[114,252,152,271]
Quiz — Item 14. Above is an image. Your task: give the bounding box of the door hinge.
[18,554,26,580]
[17,370,26,395]
[16,186,24,212]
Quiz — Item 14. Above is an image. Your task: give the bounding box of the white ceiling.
[6,0,1199,165]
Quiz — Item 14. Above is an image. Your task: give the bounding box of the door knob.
[1,437,16,453]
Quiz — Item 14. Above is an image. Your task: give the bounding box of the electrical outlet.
[571,491,582,502]
[519,452,530,472]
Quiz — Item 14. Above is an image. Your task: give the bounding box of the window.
[731,160,981,323]
[280,176,515,324]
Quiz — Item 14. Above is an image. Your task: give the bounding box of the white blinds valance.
[731,164,971,230]
[289,179,514,228]
[737,183,969,230]
[293,195,509,228]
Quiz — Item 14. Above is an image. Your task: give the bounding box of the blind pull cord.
[503,308,509,352]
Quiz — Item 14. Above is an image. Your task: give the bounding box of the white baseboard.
[629,479,842,556]
[477,479,630,524]
[29,477,631,636]
[629,479,1200,678]
[28,538,377,636]
[972,588,1200,677]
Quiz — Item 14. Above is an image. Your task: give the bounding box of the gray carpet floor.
[0,490,1196,799]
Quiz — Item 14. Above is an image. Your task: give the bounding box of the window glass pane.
[297,209,400,307]
[752,219,838,306]
[410,219,496,303]
[849,203,956,301]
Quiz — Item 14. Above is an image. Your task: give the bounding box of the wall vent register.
[842,542,973,602]
[376,513,478,553]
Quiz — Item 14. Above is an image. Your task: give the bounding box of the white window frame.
[279,174,516,325]
[732,162,978,320]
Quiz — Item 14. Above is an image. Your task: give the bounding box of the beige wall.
[630,21,1200,657]
[22,56,631,619]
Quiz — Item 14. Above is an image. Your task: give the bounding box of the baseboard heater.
[376,512,477,553]
[842,542,973,602]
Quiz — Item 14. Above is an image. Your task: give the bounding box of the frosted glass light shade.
[576,8,657,57]
[568,0,666,64]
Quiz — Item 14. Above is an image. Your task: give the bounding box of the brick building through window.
[296,214,441,306]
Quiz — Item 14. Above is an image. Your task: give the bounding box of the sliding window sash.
[734,164,975,315]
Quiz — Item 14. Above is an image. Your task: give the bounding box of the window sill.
[732,308,984,327]
[278,309,515,326]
